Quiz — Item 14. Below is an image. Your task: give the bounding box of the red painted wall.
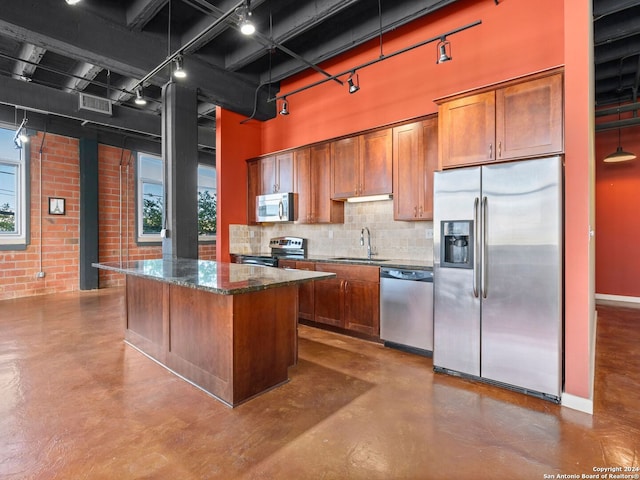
[595,122,640,297]
[261,0,564,153]
[215,108,262,262]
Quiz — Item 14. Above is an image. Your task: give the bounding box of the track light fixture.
[347,72,360,94]
[237,1,255,35]
[279,98,289,116]
[436,37,452,64]
[173,55,187,78]
[65,0,82,5]
[134,86,147,105]
[13,117,28,149]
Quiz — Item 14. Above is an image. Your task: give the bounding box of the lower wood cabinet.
[314,263,380,337]
[279,261,381,338]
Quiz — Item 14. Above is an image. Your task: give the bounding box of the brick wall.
[0,134,216,300]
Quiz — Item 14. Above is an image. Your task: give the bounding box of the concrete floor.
[0,288,638,479]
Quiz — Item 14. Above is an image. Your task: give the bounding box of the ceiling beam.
[11,43,46,81]
[225,0,360,72]
[127,0,169,31]
[0,0,274,120]
[64,63,103,93]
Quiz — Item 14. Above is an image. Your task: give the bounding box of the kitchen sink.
[330,257,389,262]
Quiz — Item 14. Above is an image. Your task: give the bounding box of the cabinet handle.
[488,143,493,159]
[498,142,502,158]
[419,205,423,217]
[414,206,418,217]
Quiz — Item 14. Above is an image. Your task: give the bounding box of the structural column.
[79,137,99,290]
[161,81,199,260]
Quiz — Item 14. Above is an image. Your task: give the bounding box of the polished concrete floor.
[0,289,638,479]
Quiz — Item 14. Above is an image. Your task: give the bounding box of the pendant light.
[604,107,636,163]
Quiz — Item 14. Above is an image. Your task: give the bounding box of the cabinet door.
[312,143,344,224]
[295,261,315,321]
[276,152,294,193]
[343,279,380,336]
[294,148,311,223]
[260,155,276,194]
[278,259,297,269]
[313,278,344,327]
[331,137,359,199]
[247,159,260,224]
[496,73,563,160]
[359,129,392,196]
[439,91,495,168]
[421,117,438,220]
[393,122,423,220]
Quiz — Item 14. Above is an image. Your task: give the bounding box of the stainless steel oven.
[231,236,307,267]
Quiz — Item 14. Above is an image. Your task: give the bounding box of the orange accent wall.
[215,108,262,262]
[595,122,640,297]
[261,0,564,153]
[563,0,594,400]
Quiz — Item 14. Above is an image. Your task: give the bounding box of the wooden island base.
[125,275,298,407]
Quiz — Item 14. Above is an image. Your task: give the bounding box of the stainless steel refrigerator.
[433,156,563,402]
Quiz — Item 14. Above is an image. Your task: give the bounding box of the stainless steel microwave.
[256,192,295,223]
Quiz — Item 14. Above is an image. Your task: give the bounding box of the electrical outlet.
[36,271,45,278]
[328,230,333,239]
[425,228,434,239]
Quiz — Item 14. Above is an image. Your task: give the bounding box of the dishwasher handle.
[380,268,433,282]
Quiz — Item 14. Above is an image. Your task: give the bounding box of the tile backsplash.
[230,199,433,262]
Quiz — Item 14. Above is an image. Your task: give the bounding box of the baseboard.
[595,293,640,304]
[561,393,593,414]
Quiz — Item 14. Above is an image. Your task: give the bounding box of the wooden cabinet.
[314,263,380,336]
[438,72,563,168]
[260,152,293,194]
[393,117,438,221]
[295,144,344,224]
[331,129,392,200]
[295,261,315,321]
[247,159,260,225]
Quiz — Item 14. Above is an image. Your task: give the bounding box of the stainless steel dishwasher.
[380,267,433,356]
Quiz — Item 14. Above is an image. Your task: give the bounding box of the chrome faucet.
[360,227,372,260]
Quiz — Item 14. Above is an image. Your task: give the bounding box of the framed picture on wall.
[49,197,65,215]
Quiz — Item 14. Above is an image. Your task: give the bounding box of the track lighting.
[173,56,187,78]
[279,98,289,116]
[347,72,360,94]
[237,1,255,35]
[13,117,28,149]
[65,0,82,4]
[436,38,452,64]
[134,86,147,105]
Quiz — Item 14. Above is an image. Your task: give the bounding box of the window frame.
[0,124,30,251]
[135,152,217,245]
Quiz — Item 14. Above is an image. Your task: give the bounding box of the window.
[137,153,163,242]
[198,164,217,240]
[0,126,28,249]
[136,153,216,242]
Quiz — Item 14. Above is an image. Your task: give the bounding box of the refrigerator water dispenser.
[441,220,473,268]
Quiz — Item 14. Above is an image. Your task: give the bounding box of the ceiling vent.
[78,92,112,115]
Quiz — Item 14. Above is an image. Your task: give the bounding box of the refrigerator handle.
[481,196,488,299]
[473,197,480,298]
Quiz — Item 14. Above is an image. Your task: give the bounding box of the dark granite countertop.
[232,254,433,271]
[93,259,335,295]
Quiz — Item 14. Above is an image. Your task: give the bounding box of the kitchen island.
[93,259,335,407]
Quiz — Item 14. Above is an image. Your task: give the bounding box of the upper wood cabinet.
[295,144,344,224]
[331,129,392,200]
[260,152,294,194]
[392,117,438,221]
[438,71,563,168]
